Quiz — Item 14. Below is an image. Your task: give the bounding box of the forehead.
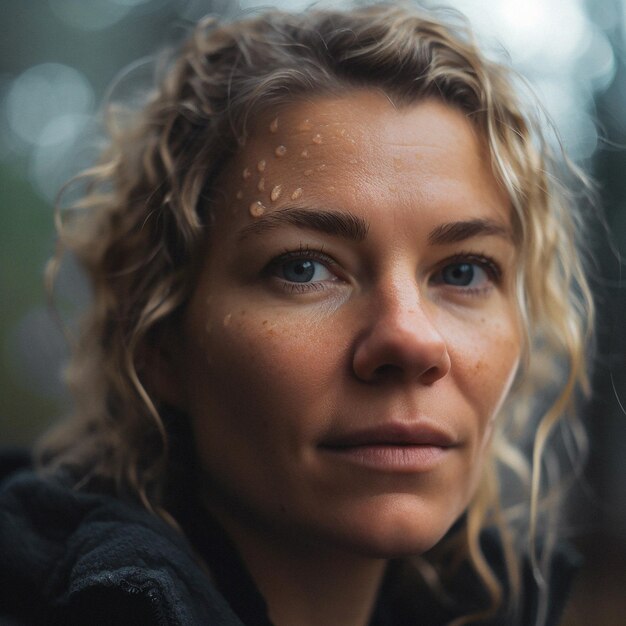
[215,90,510,232]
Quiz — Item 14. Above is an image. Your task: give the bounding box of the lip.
[318,421,458,472]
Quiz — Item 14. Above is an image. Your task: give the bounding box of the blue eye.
[442,262,485,286]
[436,258,497,291]
[277,258,334,283]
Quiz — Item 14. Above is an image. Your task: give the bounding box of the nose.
[352,285,451,385]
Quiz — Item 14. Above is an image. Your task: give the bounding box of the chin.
[348,526,452,559]
[320,500,463,559]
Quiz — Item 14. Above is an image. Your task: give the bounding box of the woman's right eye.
[276,258,335,284]
[266,248,341,293]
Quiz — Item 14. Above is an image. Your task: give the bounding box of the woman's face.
[173,91,521,557]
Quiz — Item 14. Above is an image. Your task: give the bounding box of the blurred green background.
[1,1,625,622]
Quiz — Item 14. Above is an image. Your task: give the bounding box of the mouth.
[318,422,457,472]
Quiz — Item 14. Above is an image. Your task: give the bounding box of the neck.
[210,508,387,626]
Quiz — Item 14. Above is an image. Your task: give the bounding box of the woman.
[0,3,593,625]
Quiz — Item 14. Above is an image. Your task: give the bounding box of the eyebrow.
[238,207,370,242]
[427,218,512,245]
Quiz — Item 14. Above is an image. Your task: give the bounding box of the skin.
[164,91,521,626]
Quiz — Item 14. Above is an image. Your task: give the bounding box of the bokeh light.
[4,63,94,148]
[48,0,135,31]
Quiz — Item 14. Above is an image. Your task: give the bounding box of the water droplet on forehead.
[304,169,314,176]
[223,313,232,327]
[249,201,266,217]
[298,119,312,131]
[257,159,266,172]
[291,187,303,200]
[269,117,279,133]
[312,134,323,145]
[271,184,283,202]
[242,167,251,180]
[327,185,335,192]
[349,158,358,165]
[316,164,327,172]
[236,190,243,199]
[275,145,287,157]
[300,149,309,158]
[257,177,265,191]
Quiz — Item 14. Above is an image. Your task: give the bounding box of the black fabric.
[0,452,243,626]
[175,499,273,626]
[0,449,580,625]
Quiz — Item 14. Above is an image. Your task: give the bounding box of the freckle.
[223,313,232,327]
[236,190,243,199]
[257,159,266,172]
[316,164,327,172]
[262,320,268,325]
[298,119,312,131]
[269,117,279,133]
[271,184,283,202]
[242,167,251,180]
[312,133,323,144]
[275,145,287,157]
[300,149,309,158]
[291,187,303,200]
[257,177,265,191]
[249,201,266,217]
[304,168,314,176]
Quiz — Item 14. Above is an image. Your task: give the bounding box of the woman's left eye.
[441,262,487,287]
[431,256,500,292]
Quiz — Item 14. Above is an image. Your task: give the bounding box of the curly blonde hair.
[37,2,594,623]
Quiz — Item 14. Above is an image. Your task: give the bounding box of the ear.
[138,326,186,411]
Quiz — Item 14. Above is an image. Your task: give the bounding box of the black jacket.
[0,449,579,625]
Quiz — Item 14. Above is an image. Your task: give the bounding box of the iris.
[442,263,479,287]
[282,259,316,282]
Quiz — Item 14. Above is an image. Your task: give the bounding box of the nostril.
[419,365,446,385]
[371,363,403,381]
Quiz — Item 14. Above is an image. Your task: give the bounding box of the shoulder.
[0,449,242,626]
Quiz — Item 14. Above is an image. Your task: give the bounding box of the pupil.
[444,263,474,286]
[284,260,315,282]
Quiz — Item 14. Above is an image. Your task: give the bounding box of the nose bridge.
[376,274,438,340]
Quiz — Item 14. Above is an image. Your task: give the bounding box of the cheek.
[189,308,338,433]
[447,312,521,431]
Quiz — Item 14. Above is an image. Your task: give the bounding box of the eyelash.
[266,246,503,295]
